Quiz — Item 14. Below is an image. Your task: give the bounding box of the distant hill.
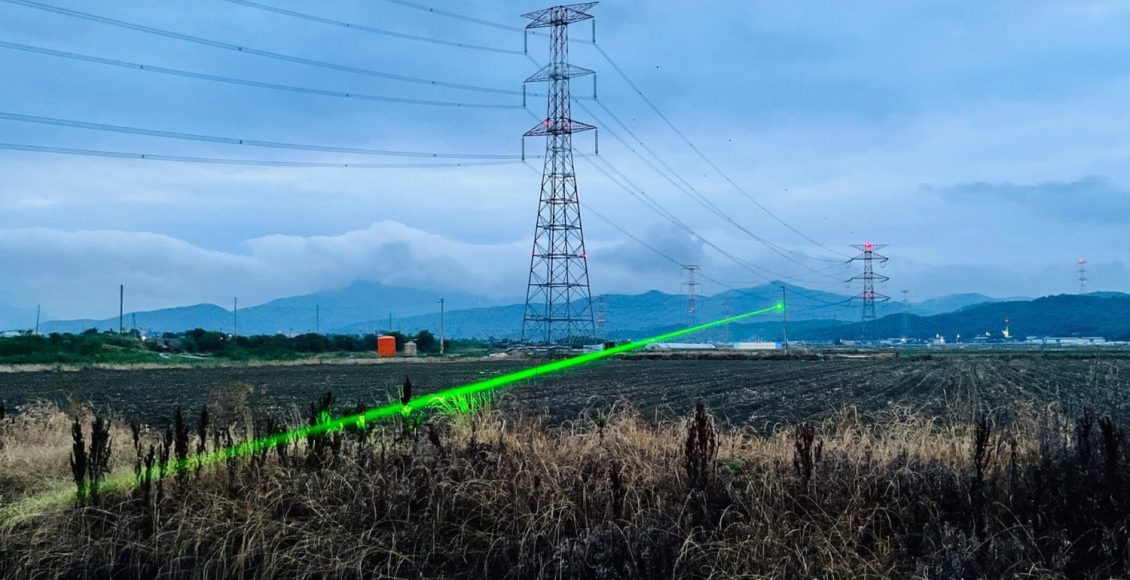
[33,279,1108,341]
[39,281,508,335]
[0,305,45,333]
[339,283,1018,340]
[797,294,1130,342]
[40,304,232,335]
[910,293,1023,316]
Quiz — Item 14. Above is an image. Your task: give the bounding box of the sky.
[1,0,1129,321]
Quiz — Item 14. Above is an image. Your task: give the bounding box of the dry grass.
[0,394,1127,579]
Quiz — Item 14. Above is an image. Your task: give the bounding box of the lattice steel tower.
[681,265,702,325]
[520,3,598,344]
[595,295,607,338]
[847,242,889,339]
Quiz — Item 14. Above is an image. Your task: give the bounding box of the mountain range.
[18,280,1119,342]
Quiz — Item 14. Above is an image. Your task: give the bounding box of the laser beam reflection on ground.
[0,304,781,521]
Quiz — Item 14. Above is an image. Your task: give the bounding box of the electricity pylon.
[847,242,889,342]
[520,3,598,345]
[681,264,702,325]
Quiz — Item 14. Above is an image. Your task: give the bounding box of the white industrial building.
[644,342,716,351]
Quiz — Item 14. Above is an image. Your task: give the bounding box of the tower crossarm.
[525,63,594,83]
[522,3,597,28]
[524,118,595,136]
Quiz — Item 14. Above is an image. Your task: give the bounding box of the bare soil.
[1,354,1127,430]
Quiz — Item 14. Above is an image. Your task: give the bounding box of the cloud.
[589,223,711,294]
[931,176,1130,225]
[0,222,528,319]
[597,223,708,274]
[0,220,729,320]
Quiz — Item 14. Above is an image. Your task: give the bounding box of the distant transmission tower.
[847,242,889,341]
[901,289,910,341]
[520,3,598,345]
[595,295,607,338]
[721,297,733,344]
[681,265,702,325]
[1078,258,1088,294]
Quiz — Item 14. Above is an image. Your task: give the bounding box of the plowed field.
[1,354,1127,429]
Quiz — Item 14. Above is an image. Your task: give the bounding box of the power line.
[580,154,830,288]
[3,0,521,96]
[526,59,841,279]
[589,43,849,258]
[584,152,842,288]
[0,41,516,110]
[526,55,840,277]
[380,0,523,32]
[368,0,844,259]
[588,98,839,266]
[0,142,521,169]
[218,0,523,55]
[578,98,842,276]
[0,111,526,160]
[581,201,767,299]
[578,159,851,308]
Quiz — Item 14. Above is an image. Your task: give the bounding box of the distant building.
[733,341,781,351]
[582,341,619,353]
[645,342,716,351]
[1025,336,1107,346]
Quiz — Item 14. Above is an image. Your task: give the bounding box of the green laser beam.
[0,304,781,523]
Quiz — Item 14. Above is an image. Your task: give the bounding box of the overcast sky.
[2,0,1129,320]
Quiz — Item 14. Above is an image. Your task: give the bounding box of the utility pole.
[388,313,393,334]
[315,305,320,334]
[438,298,445,355]
[520,2,598,345]
[233,297,238,338]
[847,242,890,343]
[118,284,124,335]
[34,304,40,335]
[1078,258,1088,294]
[781,285,789,350]
[681,265,702,325]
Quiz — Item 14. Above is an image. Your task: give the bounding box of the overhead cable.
[218,0,523,55]
[591,42,849,257]
[2,0,521,96]
[0,142,522,169]
[380,0,523,32]
[0,111,525,160]
[0,41,517,109]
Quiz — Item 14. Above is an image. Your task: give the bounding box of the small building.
[644,342,716,351]
[377,335,396,357]
[403,341,418,357]
[1027,336,1107,347]
[733,341,780,351]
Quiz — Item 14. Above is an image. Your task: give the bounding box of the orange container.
[377,335,396,357]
